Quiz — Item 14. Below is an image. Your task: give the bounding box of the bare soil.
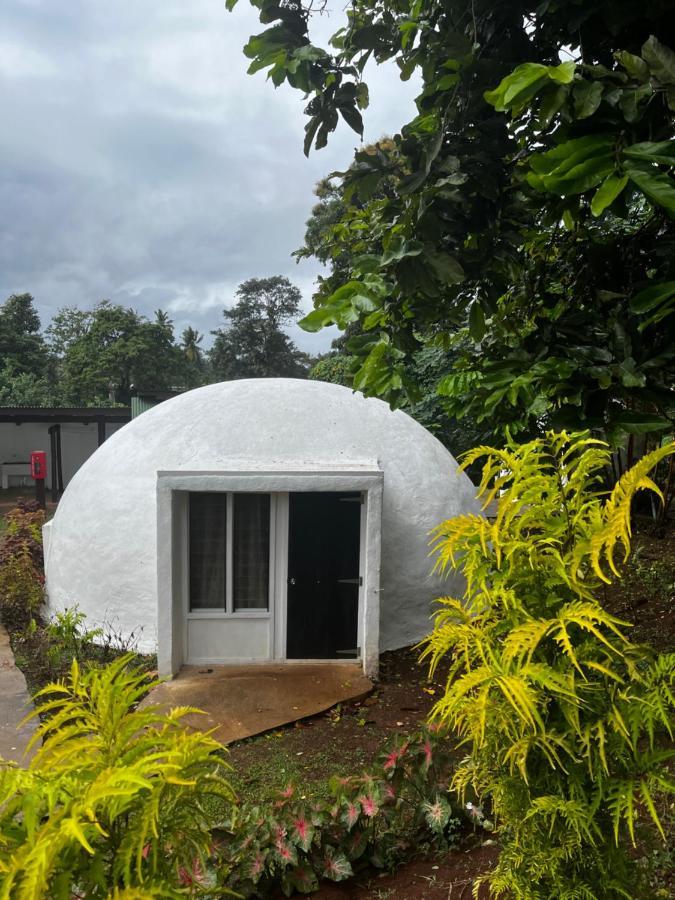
[311,842,499,899]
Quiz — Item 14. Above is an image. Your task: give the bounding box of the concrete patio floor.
[145,663,373,745]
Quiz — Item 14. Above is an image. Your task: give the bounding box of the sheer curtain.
[189,493,227,610]
[233,493,270,610]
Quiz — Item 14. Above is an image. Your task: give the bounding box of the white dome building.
[43,379,479,678]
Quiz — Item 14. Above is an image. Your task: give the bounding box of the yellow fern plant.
[0,655,236,899]
[422,431,675,899]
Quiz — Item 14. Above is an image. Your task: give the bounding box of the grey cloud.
[0,1,417,354]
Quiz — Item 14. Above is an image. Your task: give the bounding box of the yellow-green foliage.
[422,431,675,899]
[0,655,235,899]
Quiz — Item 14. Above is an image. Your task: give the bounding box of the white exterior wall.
[0,422,126,490]
[43,380,480,659]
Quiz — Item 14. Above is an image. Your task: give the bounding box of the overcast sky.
[0,0,417,352]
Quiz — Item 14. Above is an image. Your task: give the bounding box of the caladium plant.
[217,727,467,897]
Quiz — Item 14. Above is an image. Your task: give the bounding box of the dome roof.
[44,379,478,654]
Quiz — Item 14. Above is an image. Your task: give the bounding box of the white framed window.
[188,492,273,615]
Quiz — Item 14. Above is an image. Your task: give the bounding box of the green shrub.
[0,502,45,629]
[422,431,675,899]
[218,727,463,897]
[44,606,104,677]
[0,655,235,898]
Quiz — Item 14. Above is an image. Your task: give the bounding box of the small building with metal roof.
[0,406,130,499]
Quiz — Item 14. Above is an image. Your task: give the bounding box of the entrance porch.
[144,662,373,744]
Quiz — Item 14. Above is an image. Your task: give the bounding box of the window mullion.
[226,493,233,613]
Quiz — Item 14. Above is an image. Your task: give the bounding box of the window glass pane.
[233,493,270,610]
[189,493,226,610]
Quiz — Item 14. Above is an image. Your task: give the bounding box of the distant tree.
[210,277,310,380]
[54,301,183,405]
[0,364,64,407]
[154,309,173,330]
[309,354,355,386]
[180,326,206,389]
[45,307,91,358]
[0,293,51,380]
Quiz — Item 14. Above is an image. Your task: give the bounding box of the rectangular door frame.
[156,467,383,679]
[273,491,365,662]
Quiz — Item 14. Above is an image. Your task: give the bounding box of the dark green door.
[286,492,361,659]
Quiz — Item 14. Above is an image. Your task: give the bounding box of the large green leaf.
[611,411,672,434]
[427,250,464,284]
[623,141,675,165]
[529,136,614,176]
[591,173,629,216]
[625,162,675,217]
[299,281,369,332]
[614,50,649,80]
[642,35,675,85]
[573,81,604,119]
[630,281,675,314]
[485,61,574,113]
[630,281,675,329]
[469,301,486,341]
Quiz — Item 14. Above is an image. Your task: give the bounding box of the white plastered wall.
[156,467,384,678]
[43,380,480,666]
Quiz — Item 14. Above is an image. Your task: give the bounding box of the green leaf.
[573,81,604,118]
[339,104,364,136]
[591,173,629,216]
[535,154,615,196]
[427,251,464,284]
[351,24,392,53]
[469,301,486,341]
[617,359,645,388]
[642,35,675,85]
[630,281,675,314]
[623,141,675,166]
[614,50,649,81]
[484,63,546,110]
[529,135,614,176]
[611,411,672,434]
[538,84,569,126]
[381,237,423,266]
[303,116,321,157]
[625,162,675,217]
[485,61,574,114]
[549,61,576,84]
[355,82,369,110]
[620,83,652,122]
[630,281,675,328]
[321,848,353,882]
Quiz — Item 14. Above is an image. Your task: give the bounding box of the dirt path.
[0,624,38,765]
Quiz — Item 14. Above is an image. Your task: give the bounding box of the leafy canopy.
[422,431,675,898]
[210,276,310,379]
[230,0,675,443]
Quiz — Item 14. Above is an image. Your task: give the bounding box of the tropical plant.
[44,606,104,678]
[0,502,45,630]
[218,726,462,897]
[421,431,675,898]
[231,0,675,445]
[0,655,236,898]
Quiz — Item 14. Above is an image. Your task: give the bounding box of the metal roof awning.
[0,407,131,425]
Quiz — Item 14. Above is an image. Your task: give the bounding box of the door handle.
[288,577,296,586]
[337,577,362,585]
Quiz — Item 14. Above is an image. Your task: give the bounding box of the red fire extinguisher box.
[30,451,47,480]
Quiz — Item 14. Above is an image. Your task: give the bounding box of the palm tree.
[181,327,204,366]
